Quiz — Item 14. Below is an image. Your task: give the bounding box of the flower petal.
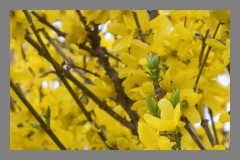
[158,99,174,120]
[143,114,176,131]
[138,121,159,149]
[183,106,201,123]
[174,103,182,124]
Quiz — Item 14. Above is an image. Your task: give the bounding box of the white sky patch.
[217,74,230,86]
[53,20,62,28]
[41,80,60,89]
[224,122,230,131]
[226,102,230,112]
[50,80,60,89]
[42,80,49,88]
[104,32,114,41]
[58,37,65,43]
[99,21,114,41]
[194,121,201,128]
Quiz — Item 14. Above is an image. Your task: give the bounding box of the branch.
[10,96,15,112]
[24,29,136,135]
[132,11,145,42]
[40,29,94,84]
[153,80,166,101]
[194,22,221,92]
[201,119,216,146]
[209,109,219,144]
[10,79,67,150]
[62,69,138,135]
[193,23,221,148]
[69,65,101,77]
[147,10,159,20]
[76,11,140,128]
[198,29,210,67]
[227,63,230,74]
[31,11,66,37]
[23,10,112,149]
[182,117,206,150]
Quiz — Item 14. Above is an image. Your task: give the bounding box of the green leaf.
[39,70,55,78]
[150,54,160,68]
[30,122,41,129]
[43,106,51,127]
[170,88,180,108]
[146,96,160,117]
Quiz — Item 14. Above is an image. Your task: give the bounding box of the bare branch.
[31,11,66,37]
[10,79,67,150]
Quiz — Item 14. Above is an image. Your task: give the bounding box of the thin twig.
[10,79,67,150]
[147,10,159,20]
[182,117,206,150]
[31,11,66,37]
[199,29,210,67]
[132,11,145,42]
[201,119,216,146]
[194,22,221,92]
[70,65,101,77]
[193,23,221,148]
[104,50,122,62]
[40,29,94,84]
[153,80,166,101]
[209,109,219,144]
[23,10,112,149]
[25,30,135,135]
[62,69,138,135]
[184,16,187,28]
[76,11,140,129]
[10,96,15,112]
[227,63,230,74]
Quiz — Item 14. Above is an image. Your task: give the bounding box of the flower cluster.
[10,10,230,150]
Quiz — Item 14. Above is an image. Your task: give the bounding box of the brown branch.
[75,10,88,29]
[201,119,216,146]
[10,79,67,150]
[194,22,221,92]
[76,11,140,128]
[199,29,210,67]
[153,80,166,101]
[25,32,45,57]
[10,96,15,112]
[147,10,159,20]
[31,11,66,37]
[70,65,101,77]
[181,117,206,150]
[40,29,94,84]
[132,11,145,42]
[23,10,112,149]
[209,109,219,144]
[62,69,138,135]
[193,23,221,148]
[24,29,136,136]
[227,63,230,73]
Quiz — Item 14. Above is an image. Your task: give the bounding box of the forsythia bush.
[10,10,230,150]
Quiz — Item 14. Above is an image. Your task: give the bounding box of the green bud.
[30,122,41,130]
[146,53,160,70]
[150,54,160,68]
[146,96,160,117]
[43,106,51,127]
[170,88,180,108]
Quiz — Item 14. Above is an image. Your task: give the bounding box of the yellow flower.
[138,121,159,149]
[180,89,202,123]
[143,98,183,131]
